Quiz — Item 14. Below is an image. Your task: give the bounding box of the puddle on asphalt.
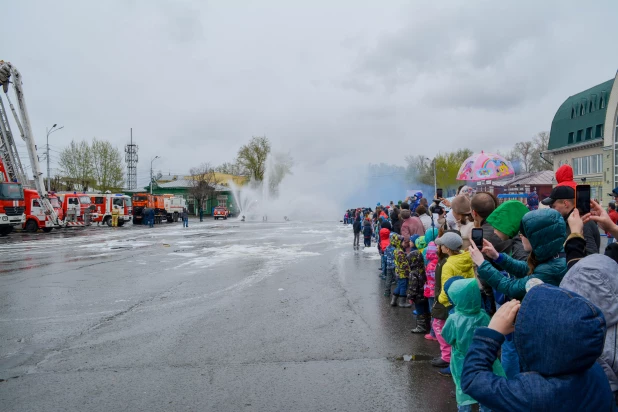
[395,354,434,362]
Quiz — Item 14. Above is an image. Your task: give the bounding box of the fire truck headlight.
[2,216,7,221]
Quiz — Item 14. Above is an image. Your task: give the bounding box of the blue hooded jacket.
[461,284,614,411]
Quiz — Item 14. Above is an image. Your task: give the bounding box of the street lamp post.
[150,156,160,194]
[46,124,64,191]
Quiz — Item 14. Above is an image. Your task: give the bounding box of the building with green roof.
[545,72,618,202]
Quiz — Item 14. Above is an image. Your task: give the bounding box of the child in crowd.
[390,234,411,307]
[384,233,397,297]
[430,231,475,374]
[442,278,505,411]
[378,219,392,278]
[461,285,614,411]
[363,218,373,247]
[423,241,438,340]
[407,244,427,327]
[436,232,476,307]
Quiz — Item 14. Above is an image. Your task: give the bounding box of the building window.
[573,154,603,176]
[597,124,604,139]
[580,104,585,116]
[576,130,583,142]
[601,92,606,109]
[568,132,574,144]
[571,107,576,119]
[585,127,592,140]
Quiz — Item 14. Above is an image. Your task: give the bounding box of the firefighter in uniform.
[111,205,120,227]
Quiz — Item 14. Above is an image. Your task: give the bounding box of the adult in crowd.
[541,186,600,255]
[560,254,618,405]
[400,203,424,252]
[450,195,475,250]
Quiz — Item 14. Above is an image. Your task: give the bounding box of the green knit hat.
[486,201,529,238]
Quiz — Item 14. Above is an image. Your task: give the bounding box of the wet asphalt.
[0,219,456,411]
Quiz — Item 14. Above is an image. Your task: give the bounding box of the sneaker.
[431,358,449,368]
[424,334,437,341]
[438,366,451,376]
[410,325,427,333]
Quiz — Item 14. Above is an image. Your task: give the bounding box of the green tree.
[404,155,433,186]
[91,138,124,191]
[434,148,473,189]
[58,140,94,191]
[236,136,271,181]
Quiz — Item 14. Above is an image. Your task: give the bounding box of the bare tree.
[59,140,94,191]
[188,163,218,214]
[236,136,271,181]
[215,161,247,176]
[531,131,553,172]
[404,155,432,186]
[91,138,124,191]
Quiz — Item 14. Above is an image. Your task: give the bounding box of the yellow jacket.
[438,251,476,306]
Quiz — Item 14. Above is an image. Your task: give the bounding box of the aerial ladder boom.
[0,94,27,184]
[0,61,63,226]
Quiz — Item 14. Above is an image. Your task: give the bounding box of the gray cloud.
[2,0,618,208]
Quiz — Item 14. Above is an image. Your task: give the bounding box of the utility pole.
[125,128,139,190]
[426,157,438,197]
[46,124,63,191]
[150,155,160,194]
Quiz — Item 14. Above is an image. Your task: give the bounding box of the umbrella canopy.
[457,151,515,181]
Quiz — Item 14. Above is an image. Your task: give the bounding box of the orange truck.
[0,157,25,236]
[22,189,64,232]
[132,193,186,224]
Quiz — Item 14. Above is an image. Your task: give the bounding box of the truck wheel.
[104,216,112,227]
[174,212,179,222]
[118,220,125,227]
[25,220,38,233]
[42,228,53,233]
[167,214,173,223]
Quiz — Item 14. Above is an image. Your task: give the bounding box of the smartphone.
[437,188,443,198]
[471,228,483,249]
[576,185,591,215]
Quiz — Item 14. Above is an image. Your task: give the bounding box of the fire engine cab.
[90,193,132,226]
[22,189,63,232]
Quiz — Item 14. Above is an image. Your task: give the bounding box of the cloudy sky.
[3,0,618,204]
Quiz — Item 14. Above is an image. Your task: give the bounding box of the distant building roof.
[156,179,229,192]
[488,171,555,187]
[548,78,614,151]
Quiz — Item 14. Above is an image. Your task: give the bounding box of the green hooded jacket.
[442,278,505,406]
[477,209,567,300]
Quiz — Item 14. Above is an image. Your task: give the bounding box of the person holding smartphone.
[541,186,600,255]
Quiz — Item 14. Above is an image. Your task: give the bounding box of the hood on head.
[390,211,399,221]
[379,228,391,242]
[560,254,618,327]
[515,284,606,376]
[381,221,392,231]
[555,165,576,189]
[449,278,482,315]
[401,209,411,219]
[521,209,566,261]
[425,227,439,243]
[390,233,403,250]
[415,236,427,250]
[444,275,464,306]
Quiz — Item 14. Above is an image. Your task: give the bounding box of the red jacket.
[555,164,576,189]
[379,228,391,252]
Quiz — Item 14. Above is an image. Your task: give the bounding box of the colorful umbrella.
[456,151,515,181]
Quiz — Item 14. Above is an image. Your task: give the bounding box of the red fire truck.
[22,188,64,232]
[89,193,132,226]
[0,158,25,235]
